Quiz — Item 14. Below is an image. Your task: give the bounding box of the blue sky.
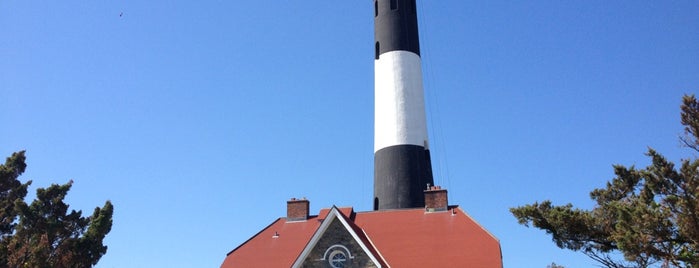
[1,1,698,267]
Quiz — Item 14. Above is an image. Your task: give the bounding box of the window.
[374,0,378,17]
[323,245,353,268]
[390,0,397,10]
[329,250,347,268]
[375,42,380,60]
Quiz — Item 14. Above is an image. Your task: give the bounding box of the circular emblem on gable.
[323,244,353,268]
[328,250,347,268]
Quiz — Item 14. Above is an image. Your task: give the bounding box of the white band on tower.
[374,50,428,153]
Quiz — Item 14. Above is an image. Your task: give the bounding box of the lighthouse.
[373,0,434,210]
[220,2,504,266]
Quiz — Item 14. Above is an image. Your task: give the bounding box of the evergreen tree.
[0,151,31,265]
[511,95,699,268]
[0,151,113,267]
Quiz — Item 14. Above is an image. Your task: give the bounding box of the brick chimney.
[424,186,448,212]
[287,198,309,221]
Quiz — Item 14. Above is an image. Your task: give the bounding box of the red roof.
[221,206,502,267]
[354,207,502,267]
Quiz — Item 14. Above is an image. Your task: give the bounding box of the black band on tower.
[374,0,421,57]
[374,145,433,210]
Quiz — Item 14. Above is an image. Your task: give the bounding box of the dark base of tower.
[374,144,434,210]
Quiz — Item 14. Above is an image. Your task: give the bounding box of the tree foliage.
[547,263,566,268]
[0,151,113,267]
[511,95,699,268]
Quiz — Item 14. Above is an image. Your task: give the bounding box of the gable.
[293,207,383,268]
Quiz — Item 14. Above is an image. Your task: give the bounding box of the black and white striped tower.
[373,0,434,210]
